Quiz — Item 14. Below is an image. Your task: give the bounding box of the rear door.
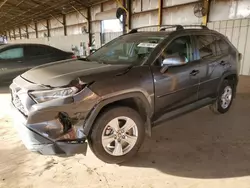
[193,34,228,100]
[0,45,26,83]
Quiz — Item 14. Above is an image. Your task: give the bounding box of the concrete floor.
[1,76,250,188]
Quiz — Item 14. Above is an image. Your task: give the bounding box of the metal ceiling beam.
[50,14,64,25]
[28,24,36,31]
[0,0,8,9]
[0,0,54,26]
[5,10,62,31]
[0,0,25,19]
[74,0,88,8]
[0,0,107,33]
[71,5,88,20]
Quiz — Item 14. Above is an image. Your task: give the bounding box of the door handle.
[190,69,200,76]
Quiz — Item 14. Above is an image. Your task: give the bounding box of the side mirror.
[160,54,187,74]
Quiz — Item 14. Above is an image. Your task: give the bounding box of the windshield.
[88,34,165,65]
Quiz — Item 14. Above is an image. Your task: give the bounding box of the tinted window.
[25,45,56,57]
[0,47,24,60]
[215,37,230,55]
[157,36,193,66]
[196,35,216,59]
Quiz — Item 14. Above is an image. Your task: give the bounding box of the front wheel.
[210,80,234,114]
[88,106,145,164]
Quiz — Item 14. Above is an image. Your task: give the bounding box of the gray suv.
[10,25,240,164]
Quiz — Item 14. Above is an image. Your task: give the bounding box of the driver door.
[151,35,200,118]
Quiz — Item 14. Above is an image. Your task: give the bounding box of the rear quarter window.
[215,37,231,55]
[195,35,217,59]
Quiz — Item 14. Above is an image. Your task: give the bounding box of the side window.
[196,35,216,59]
[157,36,193,66]
[215,37,230,55]
[45,46,61,54]
[25,45,53,57]
[0,47,24,60]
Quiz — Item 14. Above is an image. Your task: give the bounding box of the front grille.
[11,90,28,116]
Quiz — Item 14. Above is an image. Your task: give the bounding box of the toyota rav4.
[10,25,240,163]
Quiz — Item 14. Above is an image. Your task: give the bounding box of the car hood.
[21,59,131,87]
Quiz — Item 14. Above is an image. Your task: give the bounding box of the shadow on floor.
[122,94,250,179]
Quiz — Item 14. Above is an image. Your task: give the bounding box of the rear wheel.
[210,80,234,114]
[88,106,145,164]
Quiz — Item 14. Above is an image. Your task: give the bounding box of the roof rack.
[129,24,208,33]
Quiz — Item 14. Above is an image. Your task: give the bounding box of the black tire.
[210,79,234,114]
[88,106,145,164]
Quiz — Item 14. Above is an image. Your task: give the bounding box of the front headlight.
[30,87,79,103]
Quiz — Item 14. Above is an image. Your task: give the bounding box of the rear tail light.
[72,55,77,59]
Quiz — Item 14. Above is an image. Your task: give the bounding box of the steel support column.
[19,27,22,39]
[87,7,92,47]
[46,19,50,37]
[8,31,11,40]
[13,29,16,40]
[5,31,7,40]
[158,0,163,30]
[25,25,29,39]
[35,22,38,38]
[202,0,210,26]
[126,0,132,30]
[63,14,67,36]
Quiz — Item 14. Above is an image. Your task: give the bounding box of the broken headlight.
[30,87,79,103]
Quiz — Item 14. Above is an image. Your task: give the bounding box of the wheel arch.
[217,71,238,97]
[82,91,153,137]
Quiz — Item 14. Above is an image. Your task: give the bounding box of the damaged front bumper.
[11,104,88,156]
[9,77,99,156]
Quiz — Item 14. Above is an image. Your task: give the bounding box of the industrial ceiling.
[0,0,106,33]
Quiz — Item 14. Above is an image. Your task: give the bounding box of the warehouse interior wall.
[9,34,89,52]
[208,0,250,75]
[5,0,250,75]
[7,0,202,51]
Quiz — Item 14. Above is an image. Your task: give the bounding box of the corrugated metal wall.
[208,0,250,76]
[132,0,201,28]
[208,19,250,76]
